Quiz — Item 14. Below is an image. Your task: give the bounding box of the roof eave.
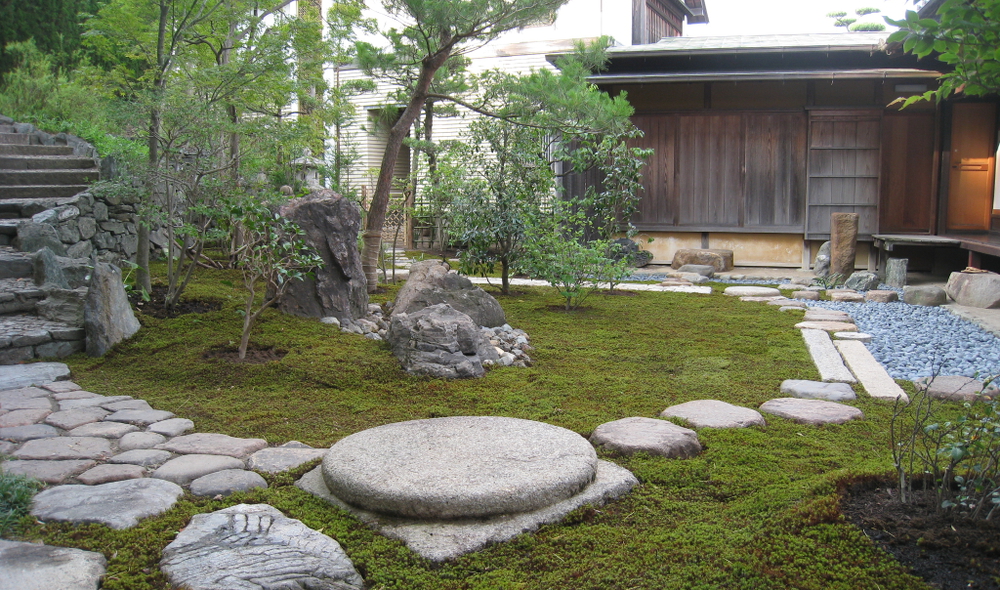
[587,69,944,85]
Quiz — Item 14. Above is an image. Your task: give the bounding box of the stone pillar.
[885,258,908,288]
[829,213,859,280]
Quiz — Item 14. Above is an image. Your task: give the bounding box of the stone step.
[834,340,909,402]
[0,196,81,216]
[0,313,86,365]
[0,133,32,145]
[0,144,75,156]
[800,328,856,383]
[0,125,14,134]
[0,185,90,199]
[0,155,97,170]
[0,278,45,315]
[0,247,33,280]
[0,169,99,186]
[0,218,18,235]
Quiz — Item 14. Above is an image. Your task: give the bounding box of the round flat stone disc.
[322,416,598,519]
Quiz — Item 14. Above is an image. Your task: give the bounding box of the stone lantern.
[291,148,324,191]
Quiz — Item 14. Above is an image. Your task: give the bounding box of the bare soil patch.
[130,285,222,318]
[202,345,288,364]
[841,478,1000,589]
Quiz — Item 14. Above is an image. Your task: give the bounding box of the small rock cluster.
[323,303,389,341]
[482,324,533,368]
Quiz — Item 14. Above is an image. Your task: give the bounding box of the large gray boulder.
[813,241,831,278]
[32,248,91,289]
[14,222,66,256]
[845,271,880,291]
[392,260,506,328]
[0,539,106,590]
[387,304,499,379]
[83,262,140,356]
[277,190,368,322]
[946,270,1000,309]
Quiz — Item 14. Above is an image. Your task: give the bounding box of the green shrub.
[0,463,42,535]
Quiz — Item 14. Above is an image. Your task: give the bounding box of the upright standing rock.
[813,241,831,278]
[829,213,859,279]
[885,258,908,288]
[392,260,506,327]
[277,190,368,322]
[84,263,140,356]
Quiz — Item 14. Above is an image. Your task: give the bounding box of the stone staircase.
[0,117,100,246]
[0,117,97,363]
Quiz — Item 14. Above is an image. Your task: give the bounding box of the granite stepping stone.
[0,408,51,428]
[1,460,96,484]
[834,340,909,401]
[0,539,107,590]
[800,328,856,384]
[247,446,326,473]
[152,454,245,486]
[51,390,97,401]
[660,400,766,428]
[189,469,268,497]
[109,449,173,467]
[67,421,139,439]
[792,290,820,300]
[724,286,781,297]
[803,309,851,322]
[0,387,52,407]
[100,399,152,412]
[794,321,858,332]
[104,409,175,426]
[13,437,113,461]
[865,290,899,303]
[44,407,110,430]
[147,418,194,437]
[769,299,807,308]
[160,504,363,590]
[58,396,131,411]
[834,332,872,343]
[913,375,999,402]
[41,380,82,394]
[740,296,785,302]
[1,396,52,410]
[759,398,864,425]
[780,380,857,402]
[0,424,61,442]
[76,463,146,485]
[156,433,268,458]
[0,362,71,391]
[31,478,184,529]
[590,417,701,458]
[830,291,865,303]
[118,431,167,451]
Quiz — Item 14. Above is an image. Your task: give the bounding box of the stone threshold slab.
[297,460,638,562]
[834,340,909,402]
[800,329,856,384]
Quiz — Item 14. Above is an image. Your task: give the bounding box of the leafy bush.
[0,462,42,535]
[891,376,1000,519]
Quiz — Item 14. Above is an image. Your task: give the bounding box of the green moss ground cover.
[4,269,933,589]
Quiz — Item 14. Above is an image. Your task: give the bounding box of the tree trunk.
[362,50,453,292]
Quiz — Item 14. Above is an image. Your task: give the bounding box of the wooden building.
[588,32,1000,271]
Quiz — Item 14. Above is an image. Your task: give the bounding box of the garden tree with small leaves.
[888,0,1000,104]
[355,0,572,293]
[827,7,886,31]
[231,197,323,359]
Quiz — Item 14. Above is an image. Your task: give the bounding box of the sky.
[684,0,918,37]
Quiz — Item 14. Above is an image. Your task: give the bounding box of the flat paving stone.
[100,399,151,412]
[834,332,872,342]
[152,454,245,486]
[800,329,856,384]
[13,436,113,460]
[247,447,326,473]
[769,299,807,308]
[0,440,14,455]
[108,449,173,467]
[0,386,52,403]
[724,286,781,297]
[322,416,599,520]
[76,463,145,485]
[67,421,138,439]
[147,418,194,437]
[1,396,52,410]
[913,375,998,402]
[104,409,175,425]
[865,290,899,303]
[160,504,363,590]
[189,469,268,497]
[794,321,858,332]
[0,539,106,590]
[31,478,184,529]
[156,433,267,458]
[118,431,167,451]
[58,396,131,411]
[44,407,109,430]
[590,417,701,458]
[803,309,851,322]
[0,362,70,391]
[660,400,766,428]
[830,291,865,302]
[835,340,909,401]
[41,380,81,393]
[299,459,638,562]
[759,398,864,425]
[0,423,61,442]
[0,408,51,427]
[1,459,96,484]
[51,390,99,401]
[780,379,857,402]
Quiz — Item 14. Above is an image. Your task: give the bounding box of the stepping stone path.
[590,416,701,458]
[780,379,857,402]
[723,286,781,298]
[759,398,864,425]
[31,478,185,529]
[298,416,638,561]
[660,400,766,428]
[160,504,364,590]
[0,539,106,590]
[912,375,999,402]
